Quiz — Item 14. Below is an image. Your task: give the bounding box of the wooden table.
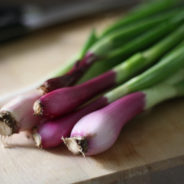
[0,12,184,184]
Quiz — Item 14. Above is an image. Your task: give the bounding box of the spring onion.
[39,10,178,92]
[33,24,184,118]
[64,81,184,155]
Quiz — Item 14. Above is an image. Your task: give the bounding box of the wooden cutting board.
[0,13,184,184]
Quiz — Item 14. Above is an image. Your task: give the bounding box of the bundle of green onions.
[1,0,184,156]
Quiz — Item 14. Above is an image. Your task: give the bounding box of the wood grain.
[0,13,184,184]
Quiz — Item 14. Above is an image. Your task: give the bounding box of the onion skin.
[68,92,145,156]
[0,91,41,136]
[40,53,97,93]
[34,71,116,119]
[0,86,41,108]
[34,97,108,148]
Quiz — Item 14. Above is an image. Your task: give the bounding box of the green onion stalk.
[33,24,184,118]
[32,40,184,122]
[101,0,181,37]
[34,69,184,149]
[79,12,184,83]
[41,9,180,92]
[50,0,181,80]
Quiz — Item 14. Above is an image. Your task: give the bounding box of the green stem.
[78,29,98,59]
[91,8,180,56]
[165,69,184,85]
[145,84,179,109]
[114,23,184,83]
[145,81,184,109]
[77,59,110,83]
[101,0,181,37]
[46,4,183,82]
[78,12,184,83]
[42,2,183,85]
[106,10,184,62]
[49,29,98,78]
[128,41,184,90]
[105,41,184,102]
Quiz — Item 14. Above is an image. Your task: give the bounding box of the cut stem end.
[33,100,43,116]
[33,132,42,148]
[62,136,88,155]
[0,111,18,136]
[38,84,48,95]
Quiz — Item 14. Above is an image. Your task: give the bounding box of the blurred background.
[0,0,141,43]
